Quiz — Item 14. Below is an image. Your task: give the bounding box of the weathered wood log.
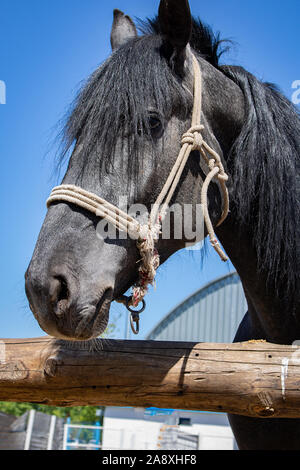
[0,337,300,418]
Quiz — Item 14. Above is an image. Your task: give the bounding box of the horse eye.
[148,115,163,136]
[149,116,161,128]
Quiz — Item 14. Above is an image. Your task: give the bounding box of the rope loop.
[217,173,229,182]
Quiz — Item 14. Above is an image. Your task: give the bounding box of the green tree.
[0,402,102,423]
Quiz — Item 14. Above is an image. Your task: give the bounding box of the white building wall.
[102,407,235,450]
[102,417,161,450]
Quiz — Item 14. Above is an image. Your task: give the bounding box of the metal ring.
[125,298,146,315]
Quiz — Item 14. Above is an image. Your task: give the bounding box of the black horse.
[25,1,300,450]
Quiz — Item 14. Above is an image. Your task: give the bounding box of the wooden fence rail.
[0,337,300,418]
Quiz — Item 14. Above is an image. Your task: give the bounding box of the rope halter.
[47,53,230,334]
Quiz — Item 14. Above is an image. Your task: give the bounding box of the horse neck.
[216,219,300,344]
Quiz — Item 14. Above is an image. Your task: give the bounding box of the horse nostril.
[50,276,70,318]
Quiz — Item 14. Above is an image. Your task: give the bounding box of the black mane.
[222,65,300,303]
[58,33,191,184]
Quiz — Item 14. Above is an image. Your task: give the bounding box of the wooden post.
[0,337,300,418]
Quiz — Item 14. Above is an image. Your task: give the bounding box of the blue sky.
[0,0,299,340]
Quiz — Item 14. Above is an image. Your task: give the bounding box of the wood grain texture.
[1,337,300,418]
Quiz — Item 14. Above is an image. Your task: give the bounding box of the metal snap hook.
[126,298,146,335]
[130,312,140,335]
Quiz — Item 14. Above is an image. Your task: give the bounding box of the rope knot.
[181,125,205,151]
[208,159,216,171]
[208,159,229,183]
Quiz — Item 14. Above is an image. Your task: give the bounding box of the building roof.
[146,272,246,343]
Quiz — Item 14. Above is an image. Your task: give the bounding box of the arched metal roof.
[146,272,246,343]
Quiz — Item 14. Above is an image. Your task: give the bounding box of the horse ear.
[110,9,138,51]
[158,0,192,75]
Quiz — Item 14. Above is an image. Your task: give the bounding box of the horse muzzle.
[25,263,114,341]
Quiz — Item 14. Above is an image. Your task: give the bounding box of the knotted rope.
[47,53,229,324]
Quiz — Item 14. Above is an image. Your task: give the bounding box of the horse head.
[25,0,245,340]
